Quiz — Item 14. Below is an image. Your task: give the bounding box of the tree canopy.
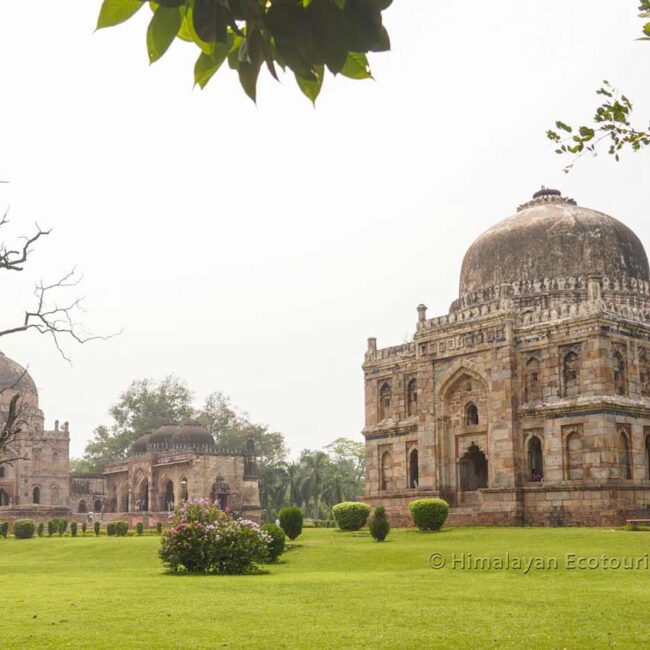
[96,0,392,103]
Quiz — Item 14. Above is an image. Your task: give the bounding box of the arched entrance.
[162,480,175,511]
[438,367,490,504]
[0,489,10,506]
[33,486,40,504]
[134,472,149,511]
[459,443,488,492]
[78,499,87,513]
[94,498,103,512]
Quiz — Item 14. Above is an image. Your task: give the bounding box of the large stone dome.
[458,189,649,303]
[0,351,38,407]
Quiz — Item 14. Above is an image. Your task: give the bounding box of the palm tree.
[300,450,330,520]
[322,462,357,509]
[285,462,304,509]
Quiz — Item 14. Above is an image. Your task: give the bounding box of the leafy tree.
[0,205,104,468]
[82,376,194,470]
[197,391,287,466]
[324,437,365,488]
[96,0,392,103]
[548,2,650,169]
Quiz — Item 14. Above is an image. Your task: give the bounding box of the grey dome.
[459,191,649,301]
[0,352,38,407]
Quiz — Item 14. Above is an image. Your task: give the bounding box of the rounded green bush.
[369,506,390,542]
[408,498,449,531]
[81,522,87,535]
[156,521,163,535]
[47,519,59,537]
[93,521,100,536]
[70,522,78,537]
[57,519,68,536]
[136,522,144,536]
[332,502,371,531]
[279,507,303,541]
[106,522,117,536]
[115,521,129,537]
[37,522,44,537]
[261,523,286,562]
[13,519,35,539]
[0,521,9,538]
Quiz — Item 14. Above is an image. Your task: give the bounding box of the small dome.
[458,190,649,303]
[172,421,213,446]
[0,351,38,408]
[132,432,153,452]
[149,424,180,443]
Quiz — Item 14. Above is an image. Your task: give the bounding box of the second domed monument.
[363,189,650,526]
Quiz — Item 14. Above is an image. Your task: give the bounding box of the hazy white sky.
[0,1,649,458]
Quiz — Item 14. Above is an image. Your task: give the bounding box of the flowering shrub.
[159,499,271,574]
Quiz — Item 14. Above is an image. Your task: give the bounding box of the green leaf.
[295,65,324,105]
[194,38,232,89]
[147,6,183,63]
[178,5,215,53]
[340,52,371,79]
[97,0,145,29]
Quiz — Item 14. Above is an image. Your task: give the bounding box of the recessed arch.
[436,364,489,405]
[0,489,9,506]
[464,402,479,426]
[380,451,393,491]
[459,443,488,491]
[526,435,544,481]
[32,486,40,505]
[525,357,542,403]
[613,351,627,396]
[566,431,584,480]
[406,378,418,417]
[408,447,419,488]
[78,499,87,513]
[378,382,392,421]
[562,351,580,398]
[619,431,632,480]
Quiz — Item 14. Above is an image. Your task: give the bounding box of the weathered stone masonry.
[363,188,650,526]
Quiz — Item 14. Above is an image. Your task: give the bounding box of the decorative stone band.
[451,274,650,314]
[366,299,650,364]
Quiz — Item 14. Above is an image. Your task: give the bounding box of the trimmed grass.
[1,527,649,648]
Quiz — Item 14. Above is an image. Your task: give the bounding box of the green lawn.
[1,527,648,648]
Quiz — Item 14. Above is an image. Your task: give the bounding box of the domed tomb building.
[363,189,650,526]
[0,353,71,515]
[102,422,261,520]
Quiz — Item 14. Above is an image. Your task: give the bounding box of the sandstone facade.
[363,189,650,526]
[0,361,261,523]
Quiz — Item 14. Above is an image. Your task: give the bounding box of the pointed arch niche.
[436,366,490,502]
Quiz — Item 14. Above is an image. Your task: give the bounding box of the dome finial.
[517,187,577,211]
[532,187,562,199]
